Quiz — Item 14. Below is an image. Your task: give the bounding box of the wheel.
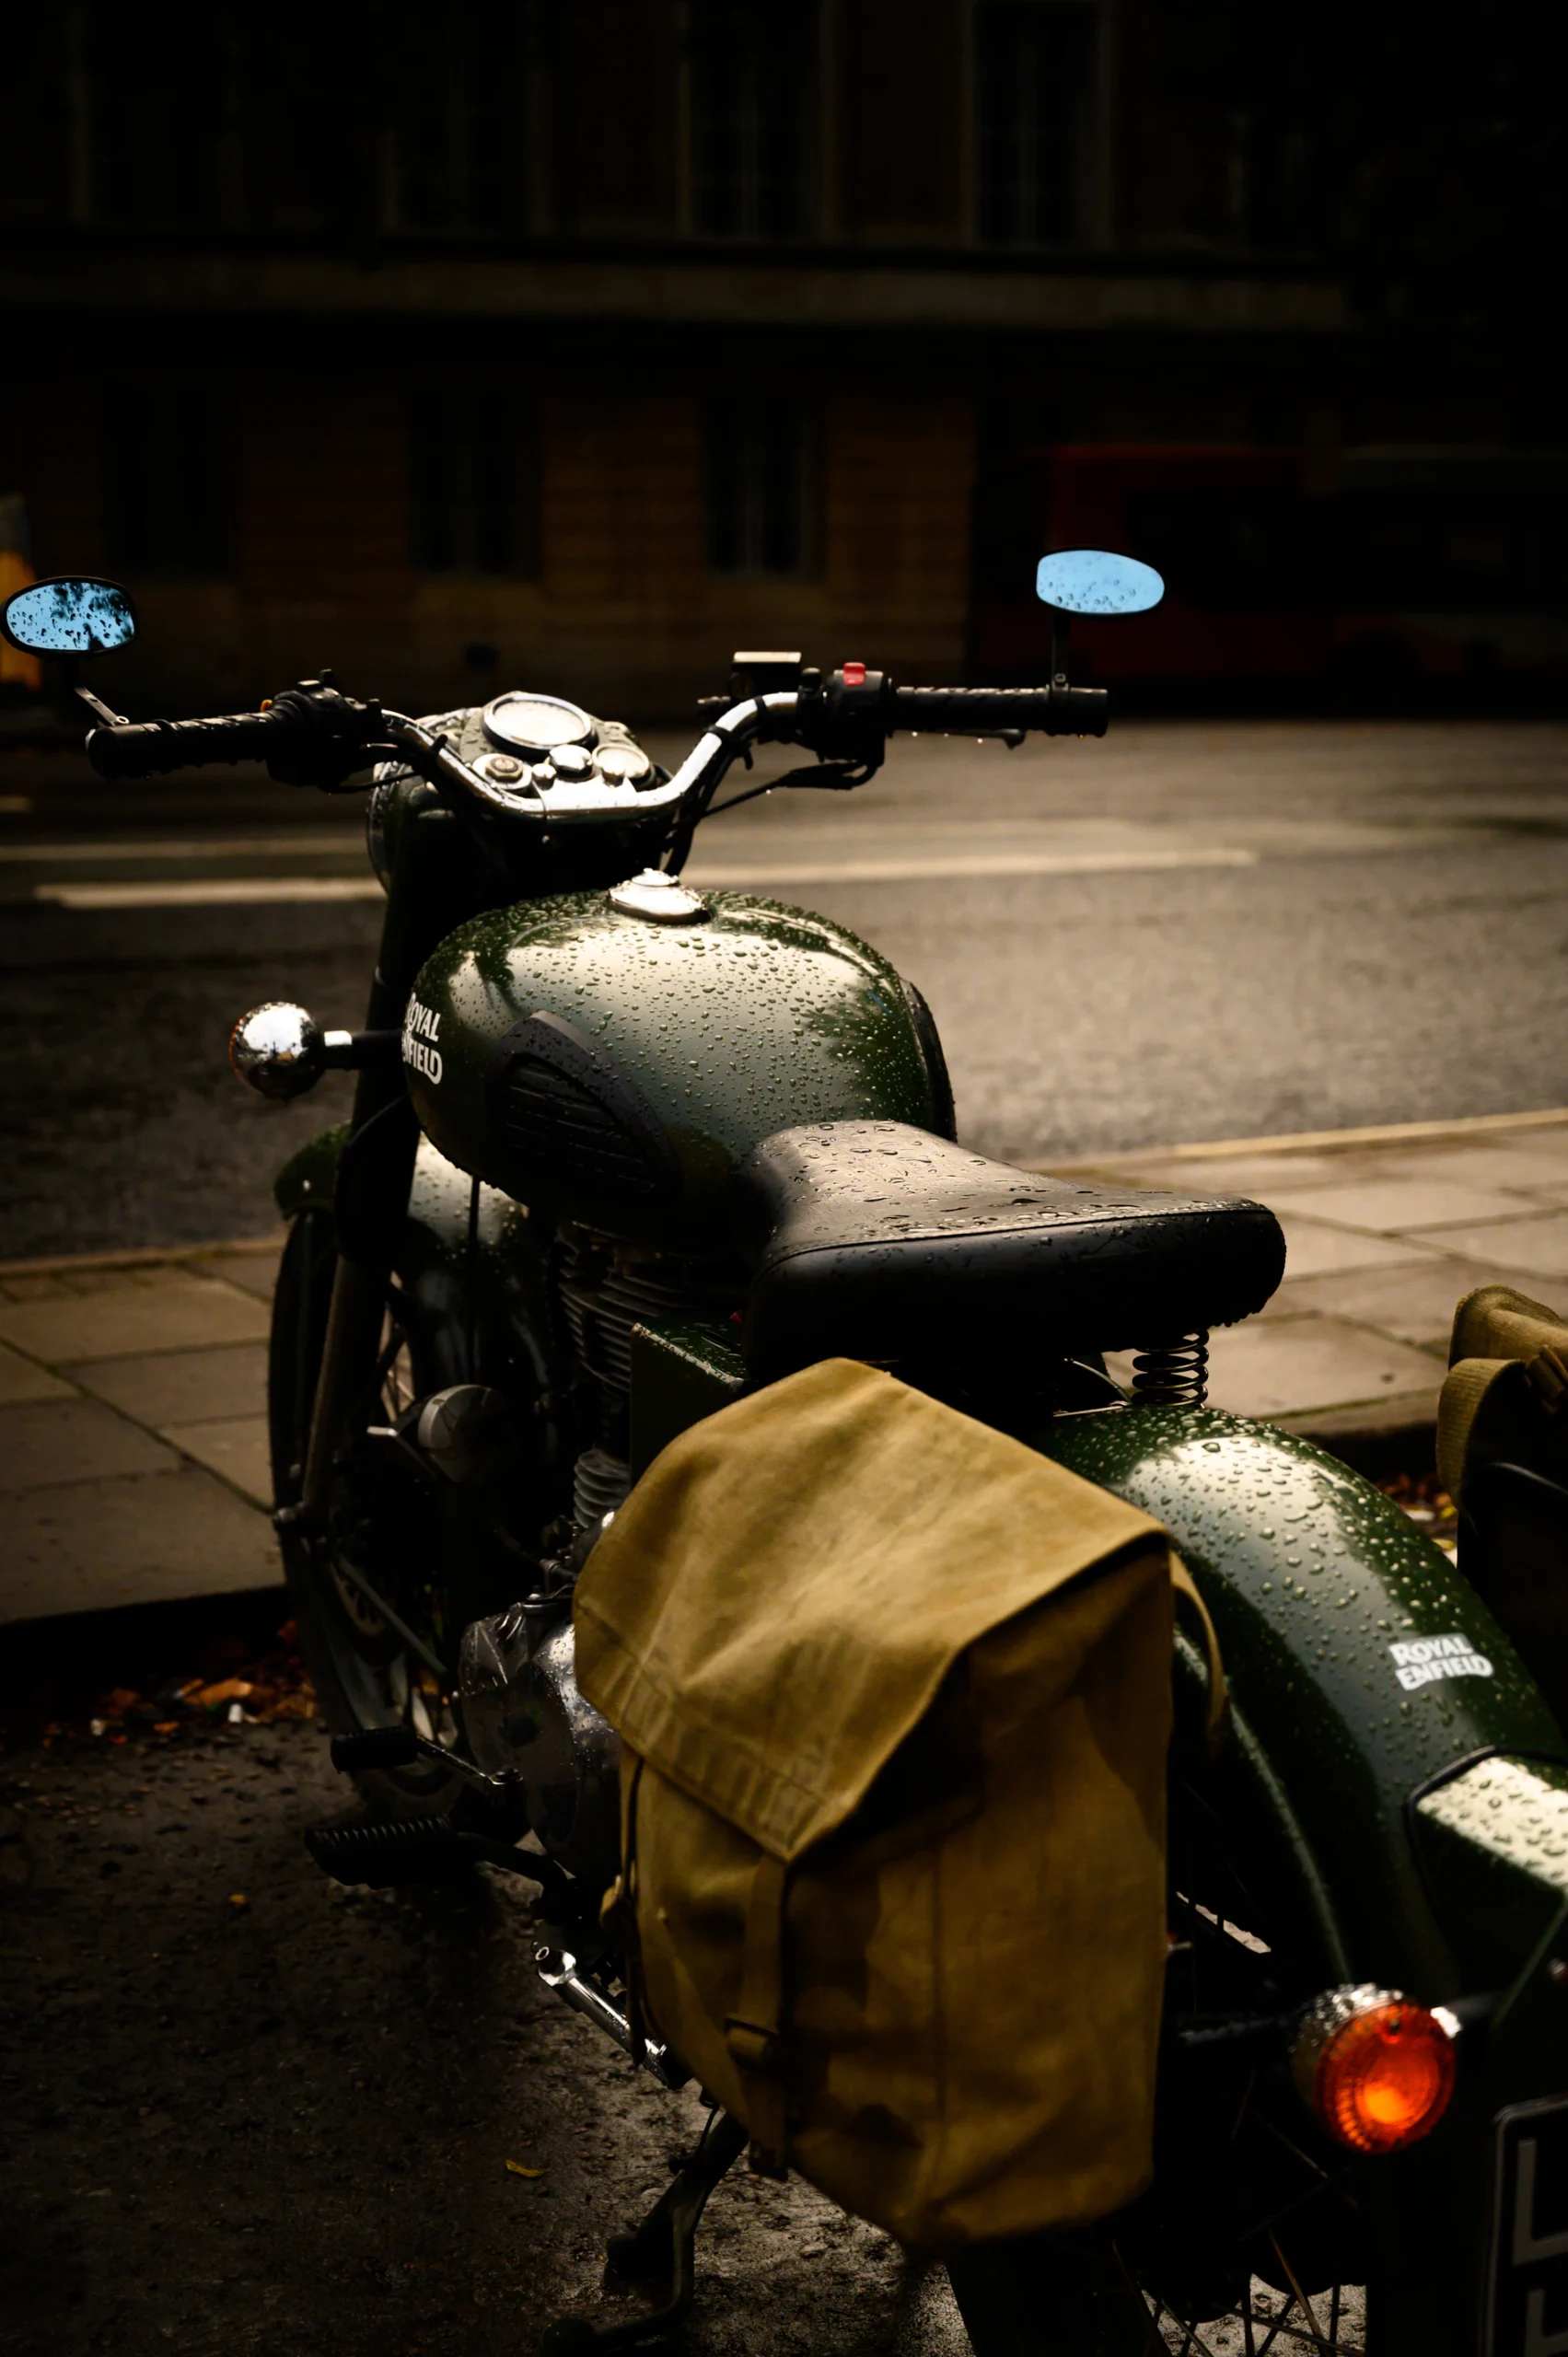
[949,1748,1371,2355]
[268,1210,482,1820]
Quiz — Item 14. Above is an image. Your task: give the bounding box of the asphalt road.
[0,1716,969,2357]
[4,717,1567,1260]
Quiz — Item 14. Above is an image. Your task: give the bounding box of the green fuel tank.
[401,885,948,1251]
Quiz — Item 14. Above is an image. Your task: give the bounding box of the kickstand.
[539,2110,749,2352]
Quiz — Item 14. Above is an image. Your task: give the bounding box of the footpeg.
[306,1812,471,1887]
[304,1810,582,1922]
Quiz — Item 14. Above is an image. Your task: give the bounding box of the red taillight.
[1294,1985,1457,2154]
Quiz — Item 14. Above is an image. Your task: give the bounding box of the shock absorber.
[1131,1333,1210,1408]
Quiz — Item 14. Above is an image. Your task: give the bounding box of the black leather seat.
[735,1120,1284,1381]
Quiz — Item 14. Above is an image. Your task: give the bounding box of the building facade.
[0,1,1462,719]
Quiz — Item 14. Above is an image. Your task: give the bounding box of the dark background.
[2,0,1564,725]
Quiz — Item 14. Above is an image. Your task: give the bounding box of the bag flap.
[574,1358,1166,1863]
[1449,1283,1568,1368]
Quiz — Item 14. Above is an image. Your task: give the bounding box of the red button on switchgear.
[842,662,866,685]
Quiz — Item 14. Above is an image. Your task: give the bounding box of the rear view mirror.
[0,575,137,656]
[1035,550,1164,616]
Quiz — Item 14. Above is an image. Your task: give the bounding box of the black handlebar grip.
[889,684,1109,738]
[86,711,282,780]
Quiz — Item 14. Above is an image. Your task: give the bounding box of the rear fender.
[1045,1407,1568,2355]
[1042,1406,1566,1998]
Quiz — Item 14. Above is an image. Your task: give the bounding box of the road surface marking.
[33,847,1259,908]
[5,834,364,862]
[36,877,385,908]
[686,846,1259,885]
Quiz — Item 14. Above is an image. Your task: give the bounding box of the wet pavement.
[0,1715,970,2357]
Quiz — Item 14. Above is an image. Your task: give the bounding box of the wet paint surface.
[1044,1406,1565,1990]
[407,888,937,1247]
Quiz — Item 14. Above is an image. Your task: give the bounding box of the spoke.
[1252,2291,1293,2357]
[1268,2233,1330,2357]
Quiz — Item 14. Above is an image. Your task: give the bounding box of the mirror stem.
[75,686,128,728]
[1051,611,1071,687]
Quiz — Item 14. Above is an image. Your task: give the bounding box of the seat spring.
[1131,1332,1210,1408]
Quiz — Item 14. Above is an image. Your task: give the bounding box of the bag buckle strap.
[724,2015,779,2070]
[1527,1346,1568,1414]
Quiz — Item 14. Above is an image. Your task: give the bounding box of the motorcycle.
[8,560,1568,2357]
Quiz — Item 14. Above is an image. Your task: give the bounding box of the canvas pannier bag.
[1438,1283,1568,1509]
[574,1356,1210,2252]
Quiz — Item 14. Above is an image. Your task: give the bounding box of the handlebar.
[889,683,1107,738]
[80,664,1110,858]
[86,710,283,779]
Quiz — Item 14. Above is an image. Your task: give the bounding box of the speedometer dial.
[482,691,596,755]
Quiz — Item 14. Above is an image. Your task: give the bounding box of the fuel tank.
[401,887,945,1250]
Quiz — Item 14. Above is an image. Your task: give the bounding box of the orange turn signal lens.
[1294,1985,1458,2154]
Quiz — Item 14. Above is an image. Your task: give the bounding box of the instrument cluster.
[476,690,658,814]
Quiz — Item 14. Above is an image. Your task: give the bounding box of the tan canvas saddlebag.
[1438,1283,1568,1510]
[574,1356,1214,2253]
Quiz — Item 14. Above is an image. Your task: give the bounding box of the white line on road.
[686,846,1259,885]
[33,846,1260,908]
[5,834,365,863]
[35,877,385,909]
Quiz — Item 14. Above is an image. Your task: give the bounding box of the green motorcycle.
[8,560,1568,2357]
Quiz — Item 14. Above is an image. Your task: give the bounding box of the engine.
[459,1596,621,1888]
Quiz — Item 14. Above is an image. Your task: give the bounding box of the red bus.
[968,444,1568,698]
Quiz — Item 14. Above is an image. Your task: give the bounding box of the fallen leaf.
[192,1678,255,1709]
[505,2159,548,2178]
[104,1688,140,1713]
[227,1893,249,1909]
[153,1722,180,1735]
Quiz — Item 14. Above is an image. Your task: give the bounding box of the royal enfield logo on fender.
[402,997,443,1085]
[1389,1632,1493,1690]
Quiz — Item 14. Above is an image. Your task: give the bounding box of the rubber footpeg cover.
[305,1813,470,1887]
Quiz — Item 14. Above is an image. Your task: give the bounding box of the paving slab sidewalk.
[0,1240,283,1624]
[1054,1105,1568,1446]
[6,1107,1568,1627]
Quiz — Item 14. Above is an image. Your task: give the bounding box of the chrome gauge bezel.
[482,691,597,757]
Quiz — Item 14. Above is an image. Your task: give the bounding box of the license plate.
[1489,2097,1568,2357]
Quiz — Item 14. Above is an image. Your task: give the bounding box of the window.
[389,0,540,235]
[106,392,230,576]
[974,2,1095,248]
[705,403,816,576]
[86,6,231,226]
[689,1,817,239]
[410,396,539,576]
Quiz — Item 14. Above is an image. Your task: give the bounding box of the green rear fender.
[1047,1407,1568,2357]
[1042,1406,1567,2000]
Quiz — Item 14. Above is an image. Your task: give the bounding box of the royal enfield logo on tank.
[401,998,442,1084]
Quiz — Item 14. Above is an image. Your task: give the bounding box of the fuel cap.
[607,869,709,924]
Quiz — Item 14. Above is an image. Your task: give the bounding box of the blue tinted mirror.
[1035,549,1165,616]
[0,575,137,656]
